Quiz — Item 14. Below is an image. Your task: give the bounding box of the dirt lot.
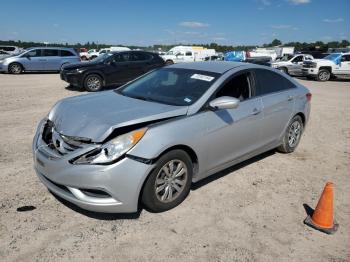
[0,73,349,262]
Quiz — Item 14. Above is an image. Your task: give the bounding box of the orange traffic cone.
[304,182,339,234]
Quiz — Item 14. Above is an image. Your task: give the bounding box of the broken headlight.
[72,128,147,165]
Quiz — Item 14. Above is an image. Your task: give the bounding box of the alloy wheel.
[86,76,101,91]
[319,71,330,81]
[10,64,22,74]
[154,160,188,203]
[288,121,301,148]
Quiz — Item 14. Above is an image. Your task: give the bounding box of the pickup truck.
[271,54,313,75]
[80,49,98,61]
[302,53,350,81]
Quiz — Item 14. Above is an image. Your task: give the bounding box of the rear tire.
[84,74,103,92]
[8,63,23,74]
[141,150,193,212]
[277,115,304,153]
[317,69,331,82]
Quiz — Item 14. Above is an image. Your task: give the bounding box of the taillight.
[306,93,312,102]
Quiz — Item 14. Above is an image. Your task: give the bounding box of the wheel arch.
[155,144,199,175]
[136,144,199,209]
[165,59,174,64]
[8,61,24,73]
[319,66,332,73]
[83,71,106,86]
[294,112,306,126]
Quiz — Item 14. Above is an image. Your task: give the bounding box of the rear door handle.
[251,108,261,115]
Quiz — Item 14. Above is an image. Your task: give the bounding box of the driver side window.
[25,49,41,57]
[215,73,252,101]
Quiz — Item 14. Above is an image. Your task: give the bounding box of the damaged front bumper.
[32,119,155,213]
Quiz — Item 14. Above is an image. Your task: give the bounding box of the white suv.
[302,53,350,81]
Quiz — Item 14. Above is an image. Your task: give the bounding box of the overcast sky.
[0,0,349,46]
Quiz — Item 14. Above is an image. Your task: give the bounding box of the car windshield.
[116,68,220,106]
[91,52,113,62]
[324,53,341,62]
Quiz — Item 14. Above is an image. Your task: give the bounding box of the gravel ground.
[0,73,349,262]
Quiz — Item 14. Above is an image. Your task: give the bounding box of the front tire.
[141,150,193,212]
[277,115,304,153]
[8,63,23,74]
[317,69,331,82]
[84,74,103,92]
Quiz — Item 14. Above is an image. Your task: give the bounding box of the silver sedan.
[32,62,311,213]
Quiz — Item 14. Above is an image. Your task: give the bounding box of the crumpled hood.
[48,91,188,142]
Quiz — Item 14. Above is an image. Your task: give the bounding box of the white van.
[0,46,22,55]
[161,46,216,64]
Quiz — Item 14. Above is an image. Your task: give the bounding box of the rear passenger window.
[60,50,74,57]
[43,49,59,56]
[131,53,151,61]
[255,69,295,96]
[185,51,192,56]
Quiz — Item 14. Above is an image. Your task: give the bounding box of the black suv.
[61,51,165,91]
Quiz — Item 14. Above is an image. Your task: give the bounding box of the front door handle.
[251,108,261,115]
[287,95,294,101]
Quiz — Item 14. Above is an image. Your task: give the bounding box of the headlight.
[310,63,317,68]
[72,128,147,165]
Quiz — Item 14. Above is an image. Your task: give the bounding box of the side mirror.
[209,96,240,110]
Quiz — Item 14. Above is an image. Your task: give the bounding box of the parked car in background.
[60,51,165,91]
[0,45,22,55]
[224,51,271,66]
[271,54,314,75]
[79,49,97,61]
[247,48,278,61]
[302,53,350,81]
[87,47,131,60]
[0,47,80,74]
[77,48,88,53]
[33,61,311,213]
[161,46,216,65]
[0,50,10,59]
[297,50,329,59]
[204,54,224,61]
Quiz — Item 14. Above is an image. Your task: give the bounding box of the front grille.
[303,64,313,68]
[41,120,88,155]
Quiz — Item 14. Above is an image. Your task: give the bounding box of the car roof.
[29,47,76,51]
[110,50,154,54]
[168,61,247,74]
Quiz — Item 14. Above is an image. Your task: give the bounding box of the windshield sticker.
[184,97,192,103]
[191,74,214,82]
